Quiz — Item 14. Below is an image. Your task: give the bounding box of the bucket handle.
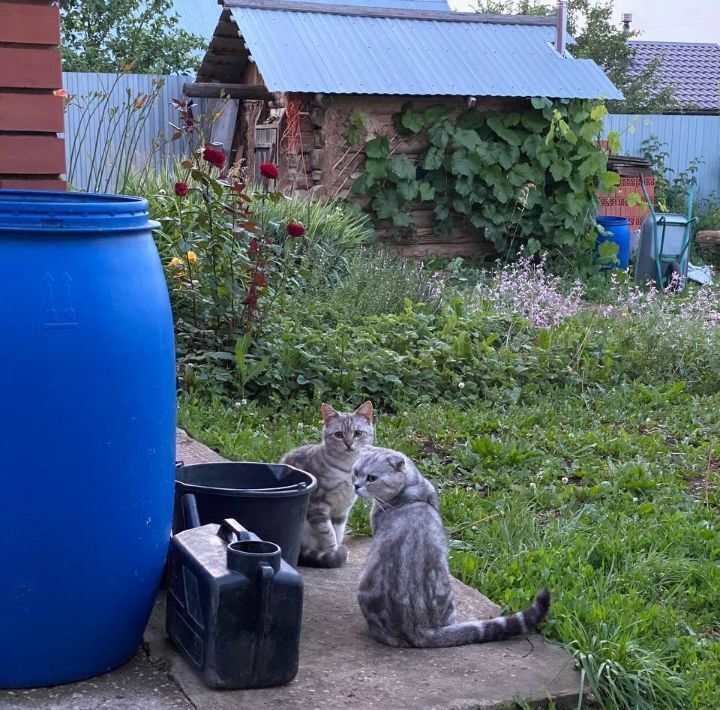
[181,493,201,530]
[219,518,252,544]
[249,562,275,686]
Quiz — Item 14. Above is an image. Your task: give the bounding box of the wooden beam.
[183,82,272,100]
[224,0,556,25]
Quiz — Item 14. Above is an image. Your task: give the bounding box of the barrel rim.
[176,461,318,498]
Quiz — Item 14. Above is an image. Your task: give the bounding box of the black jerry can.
[166,519,303,689]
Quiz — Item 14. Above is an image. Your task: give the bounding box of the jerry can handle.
[249,562,275,686]
[181,493,201,530]
[219,518,252,544]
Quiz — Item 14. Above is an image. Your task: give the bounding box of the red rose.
[202,146,226,170]
[260,162,280,180]
[286,221,306,238]
[174,181,189,197]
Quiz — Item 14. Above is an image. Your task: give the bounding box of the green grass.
[179,383,720,710]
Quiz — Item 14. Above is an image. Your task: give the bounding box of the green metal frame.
[640,176,697,289]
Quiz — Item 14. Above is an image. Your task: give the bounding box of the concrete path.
[0,431,584,710]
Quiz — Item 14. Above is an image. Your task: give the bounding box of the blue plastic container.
[595,215,631,269]
[0,191,176,688]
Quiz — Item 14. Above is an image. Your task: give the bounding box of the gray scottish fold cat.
[281,401,374,568]
[353,446,550,647]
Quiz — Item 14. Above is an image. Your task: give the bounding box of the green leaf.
[396,179,419,201]
[578,151,606,179]
[351,172,374,195]
[450,150,475,177]
[531,97,552,110]
[452,198,470,214]
[453,128,482,150]
[424,104,451,123]
[607,130,622,155]
[549,159,572,182]
[365,158,388,179]
[521,112,548,133]
[401,109,424,134]
[590,103,608,121]
[599,170,621,195]
[392,211,413,227]
[507,163,539,187]
[418,181,436,201]
[626,191,644,208]
[364,136,391,159]
[390,156,416,181]
[422,146,445,171]
[487,114,522,146]
[526,237,542,254]
[428,120,454,150]
[372,192,400,220]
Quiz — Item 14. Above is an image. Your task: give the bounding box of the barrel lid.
[0,190,158,233]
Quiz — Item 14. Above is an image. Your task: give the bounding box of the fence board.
[63,72,207,193]
[604,113,720,203]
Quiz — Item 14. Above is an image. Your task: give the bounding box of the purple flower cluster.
[475,255,585,328]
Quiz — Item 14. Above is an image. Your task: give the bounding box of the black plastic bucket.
[173,462,317,567]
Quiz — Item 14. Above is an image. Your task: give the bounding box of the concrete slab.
[0,430,583,710]
[146,537,583,710]
[0,651,191,710]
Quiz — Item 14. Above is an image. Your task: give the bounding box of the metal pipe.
[556,0,567,55]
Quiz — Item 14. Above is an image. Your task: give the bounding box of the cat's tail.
[298,544,349,569]
[416,588,550,648]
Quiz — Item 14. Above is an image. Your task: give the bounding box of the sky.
[449,0,720,44]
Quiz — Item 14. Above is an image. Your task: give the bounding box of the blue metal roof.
[172,0,221,41]
[301,0,450,10]
[227,4,623,100]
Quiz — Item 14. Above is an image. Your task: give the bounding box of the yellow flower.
[621,311,629,317]
[169,257,183,268]
[187,250,198,263]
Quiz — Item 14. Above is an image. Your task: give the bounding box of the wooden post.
[0,0,66,190]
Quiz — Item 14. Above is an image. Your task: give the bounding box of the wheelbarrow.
[634,176,697,291]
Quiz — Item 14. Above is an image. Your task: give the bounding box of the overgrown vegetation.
[352,99,620,263]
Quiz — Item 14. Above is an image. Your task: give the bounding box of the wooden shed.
[0,0,66,190]
[185,0,621,255]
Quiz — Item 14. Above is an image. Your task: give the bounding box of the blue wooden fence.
[604,113,720,203]
[63,72,207,193]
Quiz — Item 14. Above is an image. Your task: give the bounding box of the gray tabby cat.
[281,401,374,568]
[353,446,550,647]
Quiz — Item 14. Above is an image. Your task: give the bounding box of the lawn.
[179,379,719,709]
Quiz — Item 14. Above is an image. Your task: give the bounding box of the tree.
[60,0,207,75]
[475,0,677,113]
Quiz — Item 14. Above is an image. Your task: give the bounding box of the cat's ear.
[389,454,405,472]
[354,400,373,422]
[321,403,340,423]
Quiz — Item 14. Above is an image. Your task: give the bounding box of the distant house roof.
[628,41,720,113]
[195,0,622,100]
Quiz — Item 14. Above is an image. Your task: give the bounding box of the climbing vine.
[351,98,621,256]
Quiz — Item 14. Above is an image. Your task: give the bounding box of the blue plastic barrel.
[0,191,176,687]
[595,215,631,269]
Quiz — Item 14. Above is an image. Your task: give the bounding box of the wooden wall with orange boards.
[0,0,66,190]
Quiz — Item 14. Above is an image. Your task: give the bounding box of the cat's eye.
[334,432,344,438]
[353,430,362,437]
[366,475,377,483]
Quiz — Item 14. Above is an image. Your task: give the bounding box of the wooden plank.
[0,178,66,190]
[0,135,65,174]
[697,231,720,246]
[389,241,489,258]
[184,82,271,100]
[224,0,555,25]
[0,3,60,45]
[0,92,64,132]
[0,47,62,89]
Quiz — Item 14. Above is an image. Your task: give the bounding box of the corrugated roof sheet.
[170,0,450,41]
[226,4,622,100]
[628,41,720,112]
